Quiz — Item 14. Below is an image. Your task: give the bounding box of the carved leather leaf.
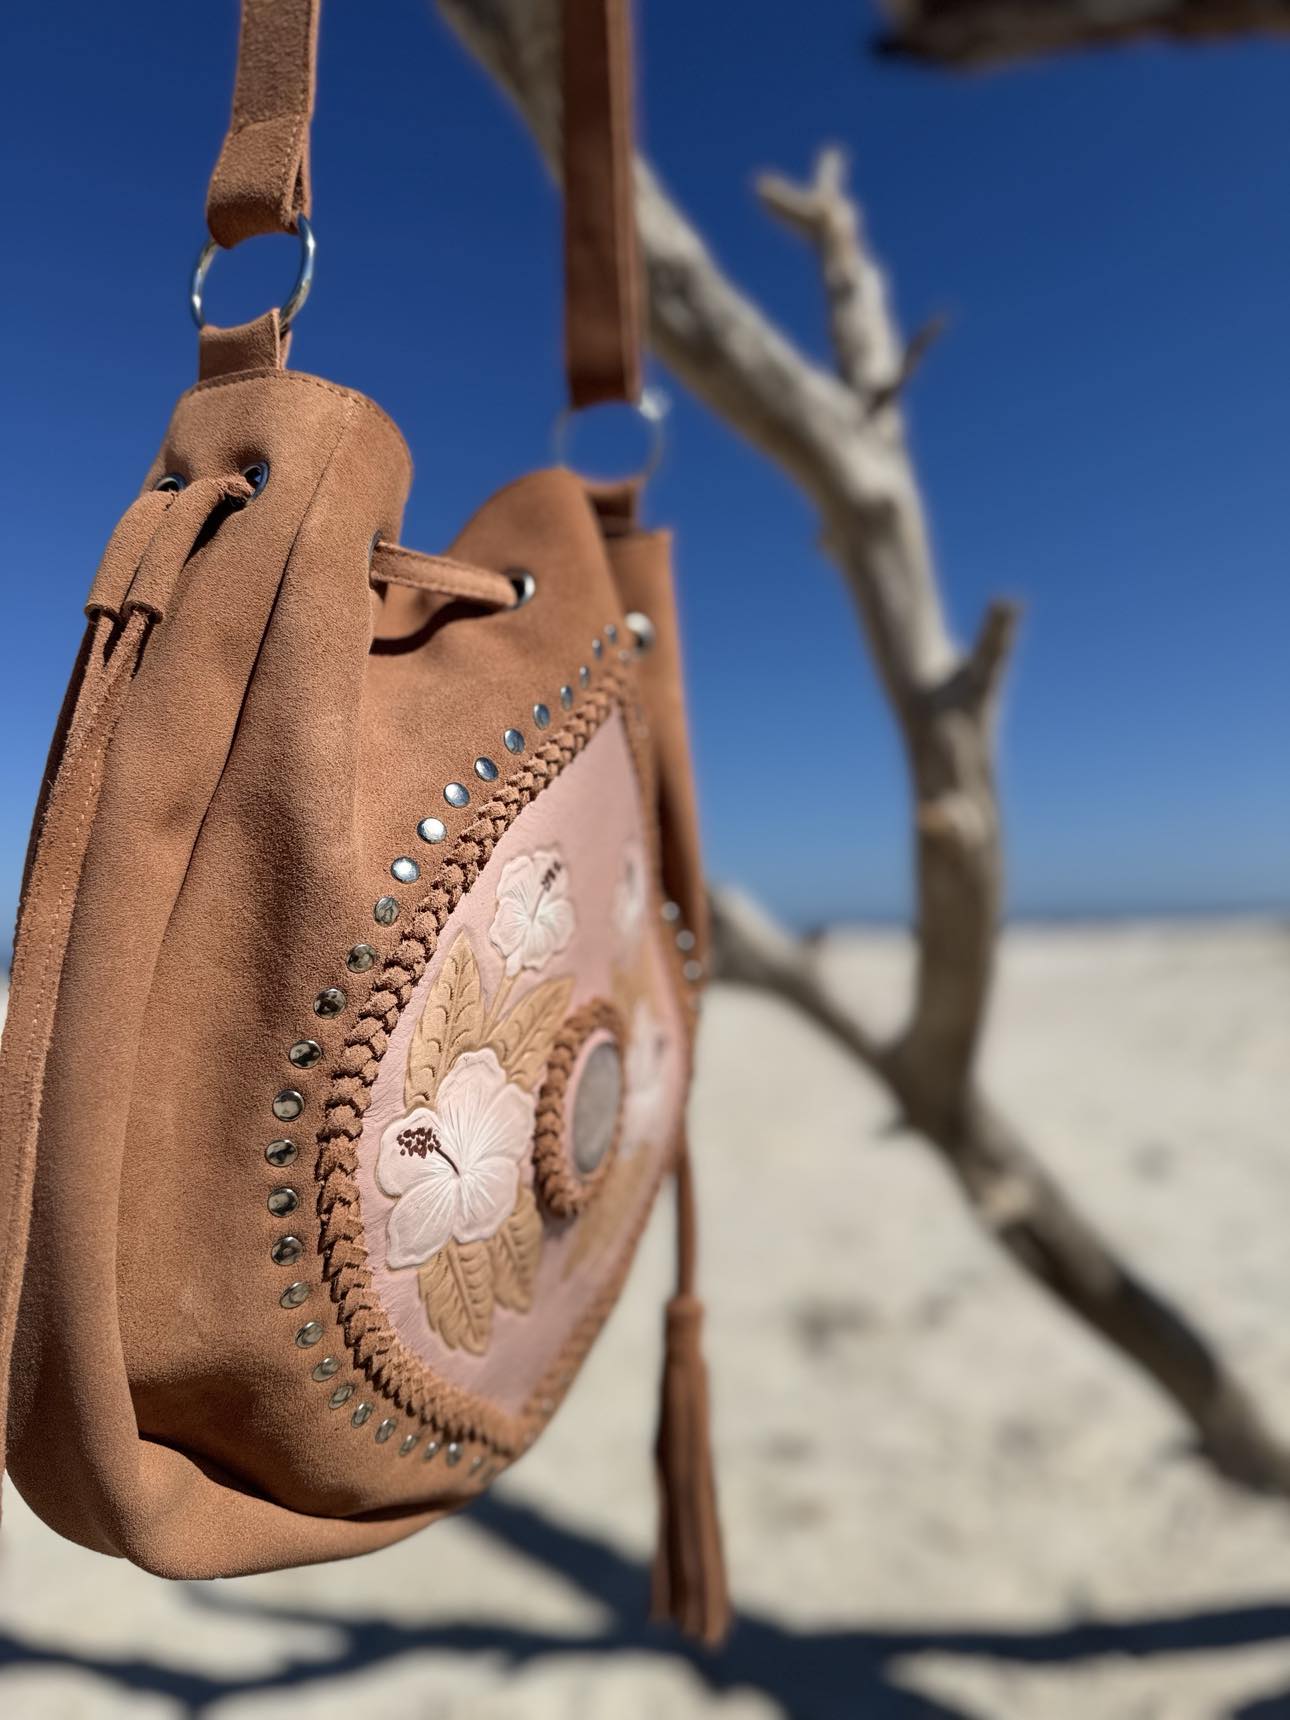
[489,976,574,1092]
[406,934,486,1107]
[490,1185,543,1313]
[418,1239,494,1354]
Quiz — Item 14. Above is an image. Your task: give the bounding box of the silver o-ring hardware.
[240,461,270,500]
[189,213,316,332]
[155,474,187,493]
[551,387,667,484]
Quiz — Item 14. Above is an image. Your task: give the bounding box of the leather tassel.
[650,1146,730,1646]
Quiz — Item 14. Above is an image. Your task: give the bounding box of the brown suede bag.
[0,0,726,1643]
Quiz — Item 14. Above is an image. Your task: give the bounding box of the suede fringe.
[650,1142,730,1647]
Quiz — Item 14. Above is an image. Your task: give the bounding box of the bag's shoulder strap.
[205,0,642,410]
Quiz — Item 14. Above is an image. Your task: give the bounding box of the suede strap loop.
[204,0,643,410]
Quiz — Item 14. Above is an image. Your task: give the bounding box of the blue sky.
[1,2,1286,933]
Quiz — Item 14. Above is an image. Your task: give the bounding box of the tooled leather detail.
[314,670,690,1458]
[532,998,625,1219]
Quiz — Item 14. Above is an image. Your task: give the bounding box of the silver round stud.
[312,1356,341,1381]
[578,665,590,688]
[605,622,618,643]
[423,1439,441,1462]
[295,1320,324,1347]
[444,782,469,808]
[347,943,377,973]
[592,639,603,660]
[683,959,704,983]
[314,987,347,1018]
[676,929,697,952]
[560,685,574,710]
[267,1186,299,1216]
[503,729,524,754]
[399,1433,420,1456]
[469,1454,484,1474]
[661,900,682,924]
[391,856,420,885]
[474,757,499,782]
[271,1234,303,1265]
[533,703,550,729]
[289,1039,322,1069]
[272,1089,304,1122]
[375,1418,397,1444]
[445,1442,463,1467]
[329,1382,354,1408]
[351,1402,373,1427]
[417,817,447,845]
[280,1280,309,1309]
[625,610,656,654]
[373,895,399,925]
[265,1138,297,1167]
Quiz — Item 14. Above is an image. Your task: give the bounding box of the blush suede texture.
[5,351,703,1578]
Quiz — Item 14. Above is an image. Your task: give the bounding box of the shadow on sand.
[3,1493,1290,1718]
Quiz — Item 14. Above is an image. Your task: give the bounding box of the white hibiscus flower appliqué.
[613,843,648,953]
[621,999,670,1155]
[489,849,575,978]
[377,1048,536,1268]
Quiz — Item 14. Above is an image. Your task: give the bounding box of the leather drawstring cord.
[651,1131,731,1646]
[0,475,250,1498]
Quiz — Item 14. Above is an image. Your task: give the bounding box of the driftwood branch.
[876,0,1290,66]
[438,0,1290,1496]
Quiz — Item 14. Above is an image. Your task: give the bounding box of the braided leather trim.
[314,674,682,1458]
[532,998,625,1218]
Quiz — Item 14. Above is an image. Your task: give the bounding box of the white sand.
[1,920,1288,1718]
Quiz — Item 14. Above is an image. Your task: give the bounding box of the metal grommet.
[279,1281,309,1309]
[267,1186,299,1217]
[624,610,656,655]
[533,703,550,729]
[506,567,537,607]
[314,987,347,1018]
[265,1138,297,1167]
[190,213,316,332]
[289,1039,322,1069]
[373,896,399,926]
[417,817,447,845]
[271,1234,303,1265]
[295,1320,324,1347]
[445,1442,463,1467]
[238,460,270,501]
[347,943,377,973]
[374,1418,397,1445]
[391,856,420,884]
[312,1356,341,1381]
[444,782,470,809]
[399,1433,419,1456]
[503,729,524,754]
[559,685,574,710]
[154,474,187,493]
[474,757,499,783]
[351,1401,374,1427]
[423,1439,441,1462]
[329,1382,354,1408]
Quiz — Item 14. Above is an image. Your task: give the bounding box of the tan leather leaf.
[406,934,485,1107]
[488,976,574,1092]
[417,1239,494,1354]
[490,1185,543,1313]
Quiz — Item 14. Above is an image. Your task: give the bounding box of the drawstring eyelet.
[154,474,187,493]
[241,461,270,499]
[507,568,537,608]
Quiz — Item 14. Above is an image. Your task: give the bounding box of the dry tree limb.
[876,0,1290,66]
[438,0,1290,1494]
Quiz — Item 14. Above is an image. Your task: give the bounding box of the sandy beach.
[1,918,1288,1719]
